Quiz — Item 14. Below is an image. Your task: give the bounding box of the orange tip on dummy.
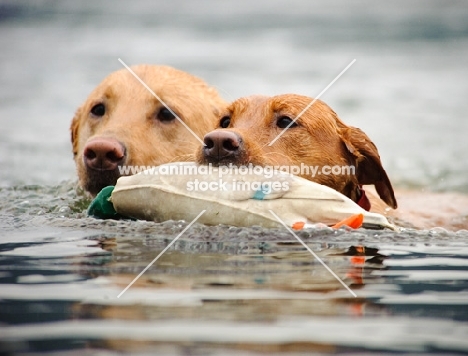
[332,213,364,229]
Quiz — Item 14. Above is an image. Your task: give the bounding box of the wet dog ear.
[70,106,83,157]
[341,127,397,209]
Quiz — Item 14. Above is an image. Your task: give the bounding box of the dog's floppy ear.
[341,126,397,209]
[70,106,83,158]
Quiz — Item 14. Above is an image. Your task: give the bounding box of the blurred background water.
[1,0,468,192]
[1,1,468,355]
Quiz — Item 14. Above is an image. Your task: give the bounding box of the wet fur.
[71,64,226,195]
[197,94,397,209]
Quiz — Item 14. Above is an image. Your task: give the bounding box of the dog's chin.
[83,168,122,196]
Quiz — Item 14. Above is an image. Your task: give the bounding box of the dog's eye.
[276,116,298,129]
[157,107,176,122]
[90,103,105,117]
[219,116,231,128]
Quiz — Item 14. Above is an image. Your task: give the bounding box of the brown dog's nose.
[83,138,126,171]
[202,130,242,163]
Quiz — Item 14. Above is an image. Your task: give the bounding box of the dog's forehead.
[231,94,312,114]
[229,95,272,117]
[225,96,268,127]
[231,95,268,109]
[270,94,314,113]
[93,69,174,108]
[96,70,146,98]
[271,94,340,125]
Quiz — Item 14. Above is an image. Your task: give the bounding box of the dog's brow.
[268,59,356,146]
[273,104,297,120]
[118,58,206,146]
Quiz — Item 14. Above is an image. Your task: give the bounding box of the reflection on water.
[0,184,467,353]
[1,196,468,354]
